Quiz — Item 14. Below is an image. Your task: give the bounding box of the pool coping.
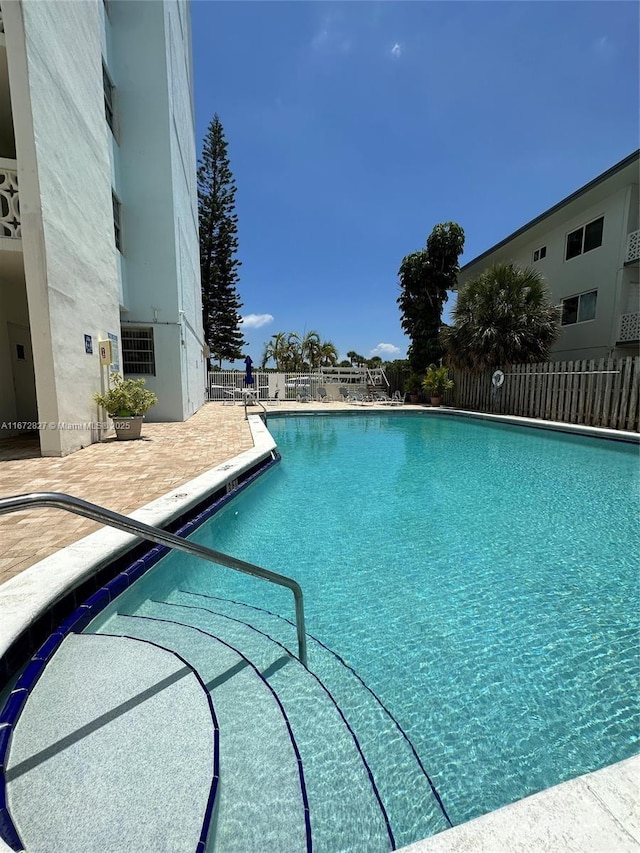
[0,409,637,852]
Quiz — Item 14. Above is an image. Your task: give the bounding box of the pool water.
[110,414,640,827]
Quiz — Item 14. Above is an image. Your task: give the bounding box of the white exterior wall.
[108,0,205,422]
[458,156,639,362]
[4,0,122,455]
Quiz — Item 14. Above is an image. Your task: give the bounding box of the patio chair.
[297,387,311,403]
[267,389,281,406]
[317,386,331,403]
[376,390,403,406]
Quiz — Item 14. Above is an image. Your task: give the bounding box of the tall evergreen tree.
[198,115,244,366]
[397,222,465,373]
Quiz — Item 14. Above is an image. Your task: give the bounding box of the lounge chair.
[317,387,331,403]
[376,390,403,406]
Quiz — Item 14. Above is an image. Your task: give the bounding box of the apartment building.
[0,0,205,456]
[457,150,640,361]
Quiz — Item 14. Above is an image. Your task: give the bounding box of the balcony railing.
[0,160,19,238]
[618,312,640,344]
[625,229,640,264]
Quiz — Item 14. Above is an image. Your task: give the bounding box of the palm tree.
[318,340,338,367]
[261,332,288,370]
[442,263,560,373]
[301,330,322,368]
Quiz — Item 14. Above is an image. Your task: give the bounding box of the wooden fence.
[451,357,640,433]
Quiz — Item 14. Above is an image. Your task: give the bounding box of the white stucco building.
[0,0,205,456]
[457,150,640,362]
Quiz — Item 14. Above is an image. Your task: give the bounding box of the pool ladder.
[0,492,307,665]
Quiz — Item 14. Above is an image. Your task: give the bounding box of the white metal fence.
[207,368,386,402]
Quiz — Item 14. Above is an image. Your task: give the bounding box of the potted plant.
[404,371,424,404]
[422,365,454,407]
[94,374,158,440]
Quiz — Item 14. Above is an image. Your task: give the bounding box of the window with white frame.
[561,290,598,326]
[122,328,155,375]
[533,245,547,262]
[565,216,604,261]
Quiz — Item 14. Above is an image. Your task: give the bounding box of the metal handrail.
[0,492,307,665]
[244,394,268,423]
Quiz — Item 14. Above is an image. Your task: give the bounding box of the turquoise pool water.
[116,414,640,827]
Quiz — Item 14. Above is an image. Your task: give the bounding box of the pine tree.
[198,115,244,366]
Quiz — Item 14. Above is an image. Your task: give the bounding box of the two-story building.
[456,150,639,362]
[0,0,206,456]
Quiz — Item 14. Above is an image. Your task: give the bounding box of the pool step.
[99,612,309,853]
[4,633,216,853]
[170,589,453,848]
[130,598,393,853]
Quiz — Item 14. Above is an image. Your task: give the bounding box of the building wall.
[108,0,205,422]
[4,0,122,455]
[457,160,639,362]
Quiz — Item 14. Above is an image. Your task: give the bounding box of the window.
[561,290,597,326]
[533,245,547,262]
[122,328,155,375]
[102,63,115,133]
[565,216,604,260]
[112,192,122,252]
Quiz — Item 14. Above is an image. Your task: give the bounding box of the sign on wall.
[108,332,119,372]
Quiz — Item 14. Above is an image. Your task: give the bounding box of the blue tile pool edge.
[0,450,280,852]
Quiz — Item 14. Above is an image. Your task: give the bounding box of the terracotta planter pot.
[430,397,441,407]
[112,415,144,440]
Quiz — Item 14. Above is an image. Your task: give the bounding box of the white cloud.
[594,35,615,61]
[371,343,401,357]
[310,14,352,55]
[390,43,402,58]
[311,28,329,50]
[240,313,274,329]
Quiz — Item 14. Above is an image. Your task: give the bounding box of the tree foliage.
[261,330,338,370]
[442,262,560,373]
[198,114,244,366]
[397,222,465,373]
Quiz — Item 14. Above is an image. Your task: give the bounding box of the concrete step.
[171,588,452,848]
[99,612,308,853]
[136,597,392,853]
[4,633,216,853]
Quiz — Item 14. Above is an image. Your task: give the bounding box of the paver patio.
[0,399,376,586]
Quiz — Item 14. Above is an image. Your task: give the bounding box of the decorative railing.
[626,229,640,264]
[619,312,640,343]
[0,161,19,238]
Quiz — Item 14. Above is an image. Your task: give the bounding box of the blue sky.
[192,1,639,367]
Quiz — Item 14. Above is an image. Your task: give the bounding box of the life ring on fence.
[491,370,505,388]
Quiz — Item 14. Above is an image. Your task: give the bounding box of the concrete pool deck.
[0,401,638,852]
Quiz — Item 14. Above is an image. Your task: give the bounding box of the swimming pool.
[3,412,639,852]
[106,415,638,829]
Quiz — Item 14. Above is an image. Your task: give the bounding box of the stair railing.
[0,492,307,665]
